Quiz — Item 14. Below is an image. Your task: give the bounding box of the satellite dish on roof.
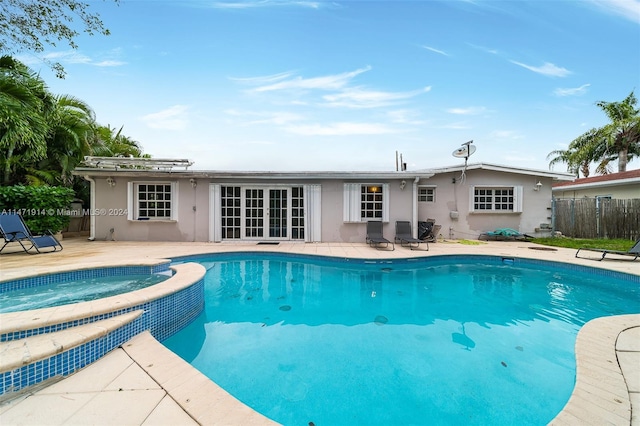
[452,141,476,159]
[452,140,475,185]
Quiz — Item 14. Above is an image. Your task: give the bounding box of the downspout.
[412,176,420,238]
[83,175,96,241]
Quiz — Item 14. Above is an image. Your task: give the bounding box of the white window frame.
[418,185,436,203]
[469,185,523,213]
[343,183,389,222]
[127,181,179,221]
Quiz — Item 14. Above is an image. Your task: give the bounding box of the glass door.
[269,189,288,238]
[245,188,264,238]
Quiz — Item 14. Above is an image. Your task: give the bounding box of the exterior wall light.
[106,177,116,187]
[534,181,542,191]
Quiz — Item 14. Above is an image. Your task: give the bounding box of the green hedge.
[0,186,75,234]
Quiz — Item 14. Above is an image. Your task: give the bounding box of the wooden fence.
[553,198,640,240]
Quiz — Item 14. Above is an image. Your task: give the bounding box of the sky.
[19,0,640,172]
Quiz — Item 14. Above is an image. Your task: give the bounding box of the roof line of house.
[418,162,575,180]
[552,176,640,191]
[73,161,573,181]
[72,168,435,180]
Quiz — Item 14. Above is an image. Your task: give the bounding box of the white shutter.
[209,184,221,242]
[514,185,523,213]
[469,185,476,213]
[127,182,134,220]
[343,183,361,222]
[382,183,389,222]
[304,184,322,242]
[170,182,179,221]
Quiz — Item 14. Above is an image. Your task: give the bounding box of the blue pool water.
[164,253,639,425]
[0,273,171,313]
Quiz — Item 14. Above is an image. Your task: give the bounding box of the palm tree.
[94,124,144,158]
[547,128,610,178]
[595,91,640,173]
[549,91,639,176]
[30,95,99,185]
[0,56,51,184]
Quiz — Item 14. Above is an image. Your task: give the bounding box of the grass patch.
[531,237,634,251]
[458,239,485,245]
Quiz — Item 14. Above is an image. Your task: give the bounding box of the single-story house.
[72,158,574,243]
[552,169,640,200]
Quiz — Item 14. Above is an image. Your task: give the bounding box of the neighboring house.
[72,158,573,243]
[552,169,640,200]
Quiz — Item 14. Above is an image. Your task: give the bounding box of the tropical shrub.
[0,185,74,234]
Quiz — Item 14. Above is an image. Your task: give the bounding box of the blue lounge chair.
[395,221,428,250]
[575,239,640,261]
[0,213,63,254]
[366,221,394,250]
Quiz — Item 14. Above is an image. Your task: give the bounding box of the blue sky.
[21,0,640,172]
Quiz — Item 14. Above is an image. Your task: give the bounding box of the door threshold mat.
[257,242,280,245]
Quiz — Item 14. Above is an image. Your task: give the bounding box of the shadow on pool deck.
[0,238,638,425]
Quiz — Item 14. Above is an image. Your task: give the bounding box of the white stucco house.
[72,158,574,243]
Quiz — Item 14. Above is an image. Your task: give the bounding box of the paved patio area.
[0,237,638,425]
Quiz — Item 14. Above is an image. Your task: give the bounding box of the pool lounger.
[575,239,640,261]
[0,213,63,255]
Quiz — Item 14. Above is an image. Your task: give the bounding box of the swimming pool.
[164,253,639,425]
[0,266,172,313]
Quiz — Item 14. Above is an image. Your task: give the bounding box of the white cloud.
[224,109,304,125]
[439,122,470,130]
[387,109,426,125]
[209,1,322,9]
[467,43,499,55]
[322,86,431,108]
[44,51,92,64]
[229,71,295,84]
[251,66,372,92]
[510,61,572,77]
[422,45,449,56]
[141,105,190,130]
[285,122,396,135]
[589,0,640,24]
[554,84,591,96]
[93,60,127,67]
[489,130,524,139]
[446,106,487,115]
[19,50,127,68]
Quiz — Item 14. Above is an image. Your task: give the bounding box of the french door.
[215,184,311,242]
[244,188,288,239]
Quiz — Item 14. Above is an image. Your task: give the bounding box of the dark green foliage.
[0,185,74,233]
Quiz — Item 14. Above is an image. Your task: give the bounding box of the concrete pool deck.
[0,238,638,425]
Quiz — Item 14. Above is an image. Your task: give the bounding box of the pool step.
[0,310,143,374]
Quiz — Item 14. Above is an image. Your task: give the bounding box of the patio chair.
[575,239,640,261]
[0,213,63,254]
[479,228,533,242]
[366,221,394,250]
[395,221,428,250]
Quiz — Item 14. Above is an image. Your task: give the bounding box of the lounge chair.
[479,228,533,242]
[395,221,428,250]
[366,221,394,250]
[575,239,640,261]
[0,213,63,254]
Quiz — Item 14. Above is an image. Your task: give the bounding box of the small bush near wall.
[0,186,74,234]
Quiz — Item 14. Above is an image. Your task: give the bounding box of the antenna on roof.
[451,140,475,183]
